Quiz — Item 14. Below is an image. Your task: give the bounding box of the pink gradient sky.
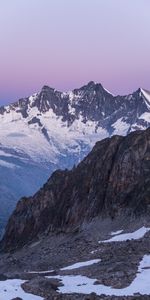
[0,0,150,104]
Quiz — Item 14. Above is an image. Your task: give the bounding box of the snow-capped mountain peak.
[0,82,150,164]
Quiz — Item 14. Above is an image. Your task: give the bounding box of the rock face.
[1,128,150,250]
[0,81,150,236]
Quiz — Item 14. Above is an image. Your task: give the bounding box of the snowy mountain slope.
[0,81,150,236]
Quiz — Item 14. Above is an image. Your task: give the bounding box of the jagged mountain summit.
[1,82,150,161]
[2,127,150,250]
[0,81,150,235]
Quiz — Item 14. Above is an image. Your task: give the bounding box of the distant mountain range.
[0,81,150,235]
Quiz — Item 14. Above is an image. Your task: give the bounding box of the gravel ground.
[0,216,150,300]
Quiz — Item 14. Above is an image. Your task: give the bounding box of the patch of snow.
[139,112,150,122]
[99,226,150,243]
[90,250,98,254]
[51,275,97,295]
[111,230,123,236]
[131,123,147,131]
[126,94,133,100]
[50,255,150,296]
[103,87,114,96]
[112,118,130,136]
[0,279,43,300]
[61,259,101,271]
[29,93,38,106]
[28,270,54,274]
[0,160,18,169]
[68,91,75,102]
[0,150,14,157]
[68,104,76,115]
[28,260,101,275]
[141,88,150,110]
[29,260,101,274]
[68,90,83,104]
[29,241,41,248]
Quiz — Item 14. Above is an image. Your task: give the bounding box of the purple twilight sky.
[0,0,150,105]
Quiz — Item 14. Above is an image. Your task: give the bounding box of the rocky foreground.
[0,128,150,299]
[0,217,150,299]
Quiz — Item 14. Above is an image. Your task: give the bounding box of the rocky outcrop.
[1,128,150,250]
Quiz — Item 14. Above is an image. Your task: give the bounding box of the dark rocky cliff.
[1,128,150,250]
